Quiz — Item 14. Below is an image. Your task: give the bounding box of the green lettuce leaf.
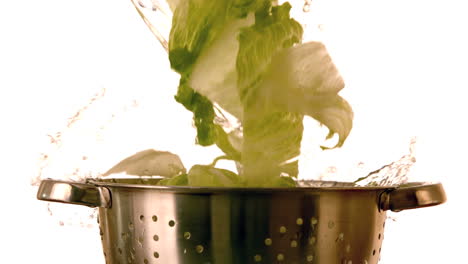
[159,173,189,186]
[167,1,353,187]
[169,0,270,148]
[174,80,216,145]
[236,3,304,186]
[260,41,353,148]
[188,165,244,187]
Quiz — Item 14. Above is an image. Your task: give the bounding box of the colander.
[37,178,446,264]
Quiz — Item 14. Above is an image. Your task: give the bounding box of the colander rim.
[88,178,437,193]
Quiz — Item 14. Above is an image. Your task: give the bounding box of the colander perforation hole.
[310,217,318,226]
[279,226,287,234]
[168,220,176,227]
[308,236,316,245]
[306,255,314,262]
[144,258,149,264]
[153,251,159,258]
[153,234,159,241]
[296,218,303,225]
[253,254,262,262]
[195,245,204,253]
[276,253,285,261]
[139,215,144,221]
[290,240,298,248]
[264,238,272,246]
[183,232,191,240]
[152,215,158,222]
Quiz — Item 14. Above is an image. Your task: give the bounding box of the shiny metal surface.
[37,179,446,264]
[37,180,111,208]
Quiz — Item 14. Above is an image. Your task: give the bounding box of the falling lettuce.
[161,0,353,187]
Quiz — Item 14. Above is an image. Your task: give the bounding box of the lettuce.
[236,3,305,186]
[166,0,353,187]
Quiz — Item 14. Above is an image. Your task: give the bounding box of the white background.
[1,0,467,263]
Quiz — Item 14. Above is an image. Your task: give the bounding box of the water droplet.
[153,251,159,258]
[363,260,369,264]
[290,240,298,248]
[184,232,191,240]
[317,24,325,32]
[279,226,287,233]
[144,259,149,264]
[254,254,262,262]
[153,234,159,241]
[196,245,204,253]
[328,221,335,229]
[183,248,187,254]
[265,238,272,246]
[306,255,314,262]
[277,253,284,261]
[152,215,158,222]
[168,220,175,227]
[138,236,144,244]
[296,218,303,225]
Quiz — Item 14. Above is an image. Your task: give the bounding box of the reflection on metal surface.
[37,179,446,264]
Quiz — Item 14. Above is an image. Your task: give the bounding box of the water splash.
[354,137,417,186]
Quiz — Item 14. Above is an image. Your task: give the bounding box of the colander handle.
[380,182,446,212]
[36,179,111,208]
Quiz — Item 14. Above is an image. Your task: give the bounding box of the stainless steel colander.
[37,179,445,264]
